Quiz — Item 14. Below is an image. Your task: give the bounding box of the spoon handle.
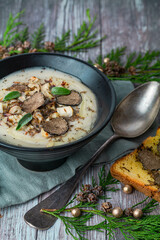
[24,133,119,230]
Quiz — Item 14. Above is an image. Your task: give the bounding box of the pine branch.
[125,52,136,69]
[91,48,160,83]
[105,46,126,64]
[31,23,45,48]
[54,31,70,51]
[2,10,24,47]
[41,166,160,240]
[92,176,97,187]
[128,50,160,70]
[16,26,29,43]
[142,199,159,213]
[42,198,160,240]
[54,9,105,52]
[98,166,119,191]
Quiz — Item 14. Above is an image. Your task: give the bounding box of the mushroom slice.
[6,83,28,92]
[57,106,73,117]
[43,117,69,136]
[56,90,82,106]
[9,106,22,114]
[0,102,3,113]
[22,92,45,113]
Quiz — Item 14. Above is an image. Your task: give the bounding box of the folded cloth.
[0,81,158,208]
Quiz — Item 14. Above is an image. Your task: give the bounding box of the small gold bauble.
[103,57,110,64]
[71,208,81,217]
[133,208,143,219]
[112,207,123,218]
[122,184,133,194]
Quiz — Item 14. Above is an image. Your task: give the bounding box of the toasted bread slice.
[110,128,160,202]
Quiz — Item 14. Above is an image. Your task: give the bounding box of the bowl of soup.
[0,53,116,171]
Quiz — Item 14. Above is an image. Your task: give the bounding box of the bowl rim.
[0,52,116,151]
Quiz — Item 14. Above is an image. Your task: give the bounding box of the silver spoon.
[24,81,160,230]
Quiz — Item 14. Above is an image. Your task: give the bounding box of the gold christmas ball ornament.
[133,208,143,219]
[122,184,133,194]
[71,208,81,217]
[103,57,110,64]
[112,207,123,218]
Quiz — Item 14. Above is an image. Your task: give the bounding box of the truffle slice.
[22,92,45,113]
[43,117,68,135]
[152,171,160,185]
[56,90,82,106]
[6,83,29,92]
[137,148,160,171]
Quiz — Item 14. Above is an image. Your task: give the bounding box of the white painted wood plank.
[0,198,38,240]
[101,0,160,56]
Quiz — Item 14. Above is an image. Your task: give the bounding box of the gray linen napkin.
[0,81,158,208]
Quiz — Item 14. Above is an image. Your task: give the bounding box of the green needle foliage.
[106,46,127,64]
[16,26,29,43]
[98,166,119,191]
[54,8,105,51]
[1,10,160,84]
[1,10,24,47]
[31,23,45,48]
[0,9,103,52]
[90,47,160,83]
[41,166,160,240]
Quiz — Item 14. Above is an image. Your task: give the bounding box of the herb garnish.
[3,91,21,101]
[16,113,32,130]
[51,87,71,96]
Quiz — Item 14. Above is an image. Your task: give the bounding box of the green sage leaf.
[16,113,32,130]
[3,91,21,101]
[51,87,71,96]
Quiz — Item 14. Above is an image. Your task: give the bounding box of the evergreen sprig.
[54,9,105,51]
[91,47,160,83]
[41,166,160,240]
[54,30,70,51]
[1,10,160,84]
[106,46,126,64]
[0,9,103,53]
[1,10,24,47]
[42,194,160,240]
[31,23,45,48]
[98,165,119,192]
[16,26,29,43]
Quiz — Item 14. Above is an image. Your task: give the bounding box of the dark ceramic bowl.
[0,53,116,171]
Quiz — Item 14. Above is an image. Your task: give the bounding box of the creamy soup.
[0,67,97,147]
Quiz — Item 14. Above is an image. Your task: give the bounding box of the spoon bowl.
[111,81,160,138]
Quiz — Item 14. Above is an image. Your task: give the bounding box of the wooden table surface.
[0,1,160,239]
